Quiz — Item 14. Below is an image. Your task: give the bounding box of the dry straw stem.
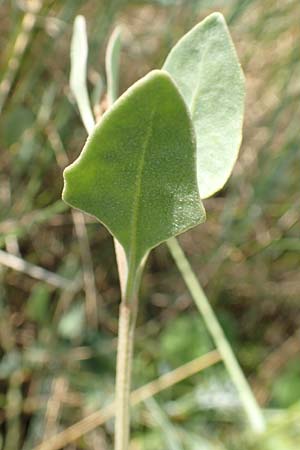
[0,249,79,291]
[33,350,221,450]
[72,209,99,328]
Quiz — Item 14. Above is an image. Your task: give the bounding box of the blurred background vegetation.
[0,0,299,449]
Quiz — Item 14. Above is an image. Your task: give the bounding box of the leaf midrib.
[190,43,209,121]
[128,105,156,271]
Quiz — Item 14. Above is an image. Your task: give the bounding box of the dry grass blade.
[33,350,221,450]
[43,378,69,441]
[72,210,99,328]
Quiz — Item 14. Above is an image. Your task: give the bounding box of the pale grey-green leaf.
[163,12,245,199]
[70,15,95,134]
[105,26,122,106]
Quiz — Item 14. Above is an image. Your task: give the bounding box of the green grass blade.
[167,236,266,434]
[145,397,184,450]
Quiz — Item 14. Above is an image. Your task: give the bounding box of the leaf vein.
[128,105,156,271]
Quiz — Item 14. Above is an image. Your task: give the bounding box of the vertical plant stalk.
[105,26,137,449]
[114,260,143,450]
[70,19,134,448]
[115,299,138,450]
[167,237,266,434]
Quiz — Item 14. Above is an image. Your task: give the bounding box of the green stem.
[167,237,266,434]
[114,262,143,450]
[69,17,136,448]
[115,298,138,450]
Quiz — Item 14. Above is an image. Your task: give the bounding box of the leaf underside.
[163,12,245,199]
[63,70,205,271]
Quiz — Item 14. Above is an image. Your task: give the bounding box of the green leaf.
[63,70,205,274]
[163,12,245,199]
[70,15,95,134]
[105,26,122,105]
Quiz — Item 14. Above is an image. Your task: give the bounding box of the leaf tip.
[209,11,226,23]
[74,14,85,26]
[136,69,183,99]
